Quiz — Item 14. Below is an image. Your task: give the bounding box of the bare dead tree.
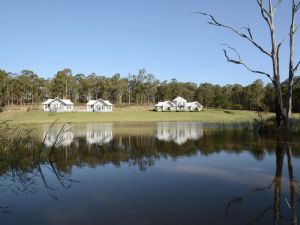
[285,0,300,127]
[197,0,300,128]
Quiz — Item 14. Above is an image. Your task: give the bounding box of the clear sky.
[0,0,298,85]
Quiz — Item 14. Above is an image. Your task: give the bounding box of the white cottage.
[186,102,204,112]
[154,101,176,112]
[173,96,188,111]
[86,98,113,112]
[42,97,73,112]
[154,96,203,112]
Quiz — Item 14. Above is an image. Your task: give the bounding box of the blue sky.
[0,0,298,85]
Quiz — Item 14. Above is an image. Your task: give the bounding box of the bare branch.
[276,24,299,49]
[240,26,253,40]
[257,0,272,26]
[294,60,300,72]
[277,38,285,49]
[223,46,273,82]
[277,25,298,49]
[269,0,273,14]
[296,1,300,12]
[196,12,272,57]
[274,0,282,13]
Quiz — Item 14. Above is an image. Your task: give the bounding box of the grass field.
[0,109,270,124]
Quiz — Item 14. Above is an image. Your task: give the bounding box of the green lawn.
[0,110,268,124]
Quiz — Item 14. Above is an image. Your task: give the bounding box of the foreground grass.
[0,109,270,124]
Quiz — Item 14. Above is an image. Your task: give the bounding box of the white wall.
[44,99,73,112]
[89,102,112,112]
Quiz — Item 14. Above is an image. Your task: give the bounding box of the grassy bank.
[0,109,269,124]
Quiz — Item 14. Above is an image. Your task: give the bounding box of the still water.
[0,122,300,225]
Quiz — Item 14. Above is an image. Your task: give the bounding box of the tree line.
[1,68,300,112]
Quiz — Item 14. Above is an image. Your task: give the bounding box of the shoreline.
[0,109,268,124]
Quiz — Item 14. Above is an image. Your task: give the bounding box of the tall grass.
[0,121,78,202]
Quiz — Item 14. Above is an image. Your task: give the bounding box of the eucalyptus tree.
[0,70,8,110]
[85,73,99,100]
[128,69,158,104]
[213,85,227,108]
[199,0,300,127]
[230,84,246,109]
[156,80,170,102]
[50,69,76,100]
[108,74,128,104]
[143,73,158,103]
[247,79,266,110]
[74,73,86,103]
[19,70,41,104]
[195,83,214,108]
[97,75,109,100]
[178,82,197,102]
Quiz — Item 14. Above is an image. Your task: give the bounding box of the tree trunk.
[118,93,122,104]
[270,17,285,128]
[285,1,297,128]
[285,86,293,127]
[273,79,285,127]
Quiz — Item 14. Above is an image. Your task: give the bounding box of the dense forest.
[0,68,300,112]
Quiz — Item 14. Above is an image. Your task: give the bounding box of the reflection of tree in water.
[1,123,300,219]
[6,127,300,173]
[0,123,79,214]
[225,141,298,225]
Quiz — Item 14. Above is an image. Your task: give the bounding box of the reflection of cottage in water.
[156,122,203,145]
[43,126,74,147]
[42,123,113,147]
[85,124,113,145]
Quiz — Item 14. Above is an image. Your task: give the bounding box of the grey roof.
[86,98,113,106]
[42,97,73,105]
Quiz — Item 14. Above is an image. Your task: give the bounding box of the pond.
[0,122,299,225]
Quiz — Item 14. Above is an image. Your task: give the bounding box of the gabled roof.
[103,100,113,106]
[154,101,176,107]
[42,99,53,105]
[186,101,203,107]
[42,97,73,105]
[86,98,113,106]
[86,100,98,106]
[173,96,187,102]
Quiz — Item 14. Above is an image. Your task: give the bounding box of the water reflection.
[85,124,113,145]
[43,126,74,147]
[225,141,299,225]
[155,122,203,145]
[42,123,113,147]
[42,122,204,147]
[0,122,300,225]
